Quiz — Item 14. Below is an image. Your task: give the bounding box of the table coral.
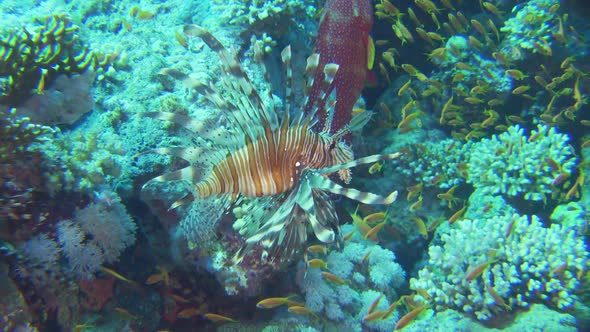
[410,213,588,320]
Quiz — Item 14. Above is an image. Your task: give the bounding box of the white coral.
[410,213,588,320]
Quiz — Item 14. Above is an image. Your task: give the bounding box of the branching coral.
[466,124,577,201]
[500,0,560,61]
[296,224,405,331]
[410,213,588,320]
[0,108,54,222]
[394,137,472,190]
[0,14,116,106]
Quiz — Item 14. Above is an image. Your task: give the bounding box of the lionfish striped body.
[142,25,399,262]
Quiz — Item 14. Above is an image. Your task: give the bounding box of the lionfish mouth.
[140,24,400,264]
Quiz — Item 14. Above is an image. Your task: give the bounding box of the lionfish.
[142,25,399,262]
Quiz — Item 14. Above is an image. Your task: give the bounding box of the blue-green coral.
[296,224,405,331]
[410,212,588,320]
[499,0,560,61]
[467,124,576,201]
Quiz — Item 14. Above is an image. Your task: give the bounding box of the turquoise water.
[1,0,589,331]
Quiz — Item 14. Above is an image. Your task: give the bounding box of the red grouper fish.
[305,0,374,143]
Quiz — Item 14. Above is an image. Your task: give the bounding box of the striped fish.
[141,25,399,263]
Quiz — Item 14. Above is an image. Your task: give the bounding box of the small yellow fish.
[409,216,428,239]
[364,220,387,240]
[437,185,459,208]
[448,13,463,33]
[177,307,200,319]
[505,69,527,80]
[364,211,387,224]
[367,35,375,70]
[407,7,421,27]
[121,18,132,32]
[486,284,511,310]
[175,31,188,49]
[394,305,428,330]
[145,266,170,285]
[288,306,315,316]
[482,2,503,16]
[101,266,133,284]
[36,68,48,95]
[203,313,237,323]
[136,9,156,20]
[307,244,328,255]
[415,0,441,14]
[368,161,384,174]
[362,250,372,264]
[115,307,138,320]
[367,294,383,314]
[406,182,423,201]
[466,259,496,281]
[512,85,531,95]
[363,309,387,322]
[165,293,191,304]
[409,195,423,212]
[307,258,328,269]
[321,271,347,285]
[398,79,412,96]
[448,204,467,225]
[73,324,94,332]
[470,19,487,36]
[487,18,500,41]
[257,297,303,309]
[464,96,484,105]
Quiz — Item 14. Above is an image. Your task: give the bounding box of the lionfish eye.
[329,141,336,150]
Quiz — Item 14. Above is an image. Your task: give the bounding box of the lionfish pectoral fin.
[316,152,401,174]
[136,146,206,164]
[309,189,340,243]
[307,214,334,243]
[309,173,399,205]
[169,193,195,211]
[245,190,298,245]
[141,165,202,190]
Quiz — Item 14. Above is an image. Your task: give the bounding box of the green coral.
[0,14,114,106]
[0,108,54,163]
[40,128,126,194]
[215,0,319,34]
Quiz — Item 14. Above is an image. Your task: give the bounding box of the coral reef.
[0,108,54,222]
[0,14,113,107]
[296,225,404,331]
[467,124,576,201]
[410,213,588,320]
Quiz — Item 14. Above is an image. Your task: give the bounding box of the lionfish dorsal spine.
[280,45,293,117]
[183,24,279,141]
[302,54,320,117]
[318,64,339,134]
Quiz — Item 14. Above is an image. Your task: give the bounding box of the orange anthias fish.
[305,0,374,142]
